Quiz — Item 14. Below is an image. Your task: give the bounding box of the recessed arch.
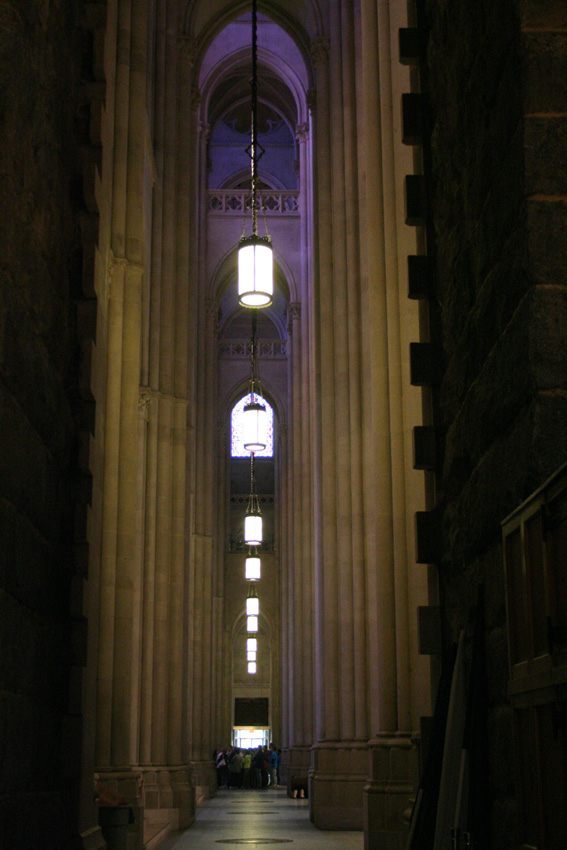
[200,44,309,131]
[184,1,323,82]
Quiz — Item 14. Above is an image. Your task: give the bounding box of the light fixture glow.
[245,555,261,581]
[248,661,257,674]
[247,637,257,652]
[244,513,262,547]
[247,615,258,633]
[247,650,257,662]
[236,0,273,310]
[242,398,268,453]
[246,594,259,617]
[238,237,273,309]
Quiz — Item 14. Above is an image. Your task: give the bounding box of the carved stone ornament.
[289,302,301,321]
[295,123,309,144]
[138,390,152,421]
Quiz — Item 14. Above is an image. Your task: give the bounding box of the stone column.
[279,421,291,781]
[357,0,427,846]
[188,294,218,800]
[96,0,148,772]
[309,0,428,833]
[286,302,313,785]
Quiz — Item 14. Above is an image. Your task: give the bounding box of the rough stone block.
[418,606,442,654]
[404,175,427,225]
[413,426,437,470]
[415,510,441,564]
[399,28,421,65]
[523,32,567,114]
[407,254,432,300]
[410,343,440,386]
[402,93,425,145]
[528,199,567,286]
[525,116,567,196]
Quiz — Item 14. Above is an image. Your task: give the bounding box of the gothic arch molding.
[183,0,323,80]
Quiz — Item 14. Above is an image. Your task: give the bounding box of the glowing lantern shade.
[247,615,258,633]
[242,398,267,453]
[247,650,257,662]
[244,513,262,547]
[248,661,257,674]
[247,637,257,653]
[245,556,261,581]
[246,585,259,617]
[238,236,273,308]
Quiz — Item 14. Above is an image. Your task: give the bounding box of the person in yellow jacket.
[241,750,252,789]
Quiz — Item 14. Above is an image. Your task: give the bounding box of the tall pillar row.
[93,0,198,834]
[96,0,148,776]
[284,120,316,788]
[309,0,430,837]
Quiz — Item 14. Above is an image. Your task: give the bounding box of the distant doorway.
[233,728,270,749]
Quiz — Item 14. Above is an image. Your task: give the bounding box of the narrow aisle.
[163,788,364,850]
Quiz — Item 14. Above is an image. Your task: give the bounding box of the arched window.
[231,394,274,457]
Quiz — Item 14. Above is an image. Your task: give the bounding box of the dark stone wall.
[424,0,567,846]
[0,2,87,847]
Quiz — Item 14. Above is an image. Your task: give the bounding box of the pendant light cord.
[251,0,259,237]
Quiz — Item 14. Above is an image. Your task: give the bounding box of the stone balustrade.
[208,189,300,215]
[218,339,287,359]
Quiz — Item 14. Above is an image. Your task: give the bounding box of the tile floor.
[162,788,364,850]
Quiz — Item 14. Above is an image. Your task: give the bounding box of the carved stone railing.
[219,339,287,359]
[208,189,300,215]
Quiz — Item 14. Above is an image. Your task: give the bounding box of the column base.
[363,734,419,850]
[287,745,311,796]
[309,741,367,830]
[140,765,195,835]
[189,759,217,806]
[95,770,144,850]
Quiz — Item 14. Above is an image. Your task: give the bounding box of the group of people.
[214,743,281,790]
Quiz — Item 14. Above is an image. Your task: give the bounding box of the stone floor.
[161,788,364,850]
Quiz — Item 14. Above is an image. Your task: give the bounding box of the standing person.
[269,744,278,788]
[276,748,282,786]
[241,749,252,789]
[261,745,269,788]
[252,746,263,789]
[216,748,228,788]
[228,748,243,788]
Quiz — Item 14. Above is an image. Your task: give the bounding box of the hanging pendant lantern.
[244,511,262,547]
[237,0,273,309]
[246,584,259,617]
[244,455,262,546]
[248,661,257,675]
[238,236,273,309]
[247,637,258,653]
[242,397,267,453]
[247,650,257,662]
[245,554,261,581]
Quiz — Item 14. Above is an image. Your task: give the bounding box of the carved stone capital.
[310,37,330,67]
[289,301,301,321]
[295,123,309,143]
